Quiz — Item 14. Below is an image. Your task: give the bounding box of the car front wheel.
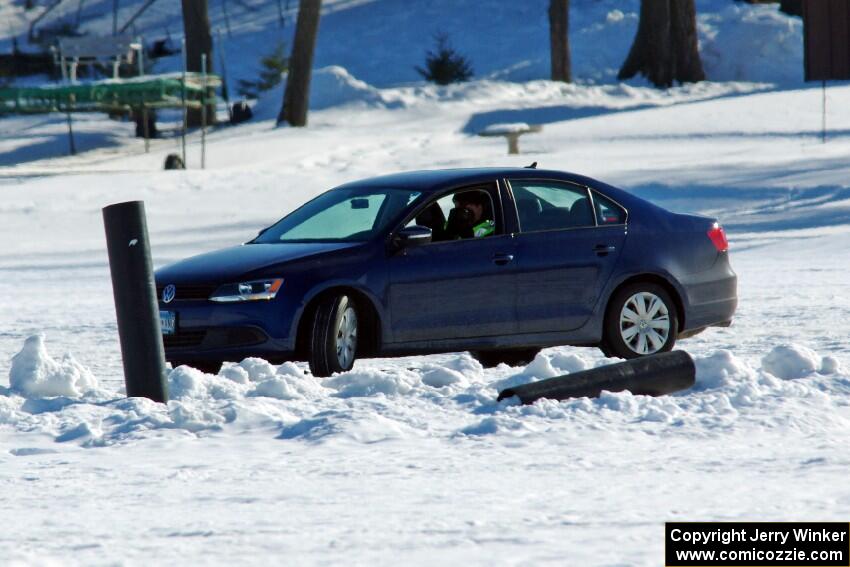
[309,294,358,377]
[603,283,678,359]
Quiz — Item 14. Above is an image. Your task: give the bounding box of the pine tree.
[416,33,474,85]
[238,42,288,99]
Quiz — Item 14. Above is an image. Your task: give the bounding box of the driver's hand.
[446,207,474,239]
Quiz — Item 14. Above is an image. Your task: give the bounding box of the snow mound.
[309,66,401,110]
[761,344,824,379]
[1,340,847,447]
[700,4,803,84]
[168,365,245,400]
[250,365,328,400]
[232,357,279,382]
[420,364,468,388]
[279,410,411,443]
[695,350,757,389]
[251,66,399,121]
[490,352,564,392]
[8,335,97,398]
[549,351,591,374]
[324,367,420,398]
[821,356,841,375]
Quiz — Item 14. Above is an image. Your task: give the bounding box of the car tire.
[603,282,678,359]
[472,348,540,368]
[309,294,358,377]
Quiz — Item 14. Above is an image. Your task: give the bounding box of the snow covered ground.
[1,1,849,565]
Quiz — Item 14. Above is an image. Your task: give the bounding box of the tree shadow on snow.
[627,183,850,234]
[462,104,657,134]
[0,130,126,166]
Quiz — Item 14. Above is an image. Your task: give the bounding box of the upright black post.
[822,79,827,144]
[65,110,76,155]
[103,201,168,402]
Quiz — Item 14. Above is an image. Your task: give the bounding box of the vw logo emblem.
[162,284,176,304]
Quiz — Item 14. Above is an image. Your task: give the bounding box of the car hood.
[155,242,361,283]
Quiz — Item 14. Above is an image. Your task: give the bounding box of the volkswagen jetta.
[155,168,737,376]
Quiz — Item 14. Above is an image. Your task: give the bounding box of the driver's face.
[457,201,483,223]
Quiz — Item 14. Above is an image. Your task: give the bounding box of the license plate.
[160,310,176,335]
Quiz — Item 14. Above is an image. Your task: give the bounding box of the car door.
[507,178,627,334]
[386,183,518,343]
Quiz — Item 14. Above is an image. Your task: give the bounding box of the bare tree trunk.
[779,0,803,17]
[618,0,704,88]
[181,0,215,126]
[278,0,322,127]
[548,0,571,82]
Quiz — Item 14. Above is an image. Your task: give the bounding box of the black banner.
[666,522,850,567]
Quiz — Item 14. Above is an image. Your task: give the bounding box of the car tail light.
[707,223,728,252]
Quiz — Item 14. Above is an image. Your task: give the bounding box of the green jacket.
[473,219,495,238]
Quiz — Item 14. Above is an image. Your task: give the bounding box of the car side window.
[511,181,595,233]
[404,186,498,242]
[593,192,627,225]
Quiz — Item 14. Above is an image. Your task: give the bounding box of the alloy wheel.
[335,306,358,369]
[619,291,670,355]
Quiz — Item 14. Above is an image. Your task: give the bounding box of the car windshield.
[252,187,422,244]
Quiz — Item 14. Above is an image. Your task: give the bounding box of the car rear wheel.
[603,283,678,359]
[309,294,358,377]
[472,348,540,368]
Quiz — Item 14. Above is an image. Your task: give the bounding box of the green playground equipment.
[0,72,220,114]
[0,71,221,165]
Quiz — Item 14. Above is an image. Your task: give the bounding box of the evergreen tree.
[416,33,474,85]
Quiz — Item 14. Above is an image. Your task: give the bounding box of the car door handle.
[492,253,514,265]
[594,244,616,256]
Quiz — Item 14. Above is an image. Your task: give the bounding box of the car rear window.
[593,192,627,225]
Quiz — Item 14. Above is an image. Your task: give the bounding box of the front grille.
[162,327,268,350]
[163,330,207,348]
[156,284,217,302]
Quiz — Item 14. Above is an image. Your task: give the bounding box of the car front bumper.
[158,298,298,364]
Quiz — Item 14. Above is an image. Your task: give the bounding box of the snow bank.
[694,349,757,390]
[168,365,245,400]
[761,344,835,379]
[309,66,403,110]
[699,3,803,85]
[249,362,328,400]
[8,335,97,398]
[1,335,848,447]
[251,66,400,120]
[324,367,420,398]
[420,364,467,388]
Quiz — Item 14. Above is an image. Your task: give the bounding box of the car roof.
[335,168,590,192]
[333,167,650,212]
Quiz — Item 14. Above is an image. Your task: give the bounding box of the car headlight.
[209,279,283,302]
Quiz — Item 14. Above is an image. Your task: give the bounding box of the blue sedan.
[155,167,737,376]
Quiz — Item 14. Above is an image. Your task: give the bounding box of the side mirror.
[395,225,432,249]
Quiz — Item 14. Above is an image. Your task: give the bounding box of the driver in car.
[444,191,495,239]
